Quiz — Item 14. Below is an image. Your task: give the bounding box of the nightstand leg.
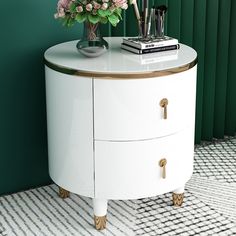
[172,186,185,206]
[58,186,70,199]
[93,198,108,230]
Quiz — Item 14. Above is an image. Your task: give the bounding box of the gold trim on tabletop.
[44,57,197,80]
[58,187,70,199]
[172,193,184,206]
[94,215,107,230]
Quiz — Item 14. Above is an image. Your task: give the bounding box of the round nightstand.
[44,37,197,230]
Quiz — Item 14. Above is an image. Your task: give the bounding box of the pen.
[131,0,141,20]
[143,0,148,37]
[130,0,142,36]
[147,8,154,36]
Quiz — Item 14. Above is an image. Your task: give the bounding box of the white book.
[123,36,179,50]
[121,43,180,55]
[123,50,179,65]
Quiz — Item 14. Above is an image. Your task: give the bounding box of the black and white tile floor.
[0,137,236,236]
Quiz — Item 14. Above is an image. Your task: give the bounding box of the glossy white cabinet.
[45,68,94,197]
[44,37,197,230]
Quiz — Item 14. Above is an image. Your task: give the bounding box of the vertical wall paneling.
[125,5,139,36]
[180,0,194,46]
[167,0,181,40]
[225,0,236,135]
[111,11,126,36]
[100,24,112,37]
[201,0,219,140]
[123,11,127,36]
[192,0,207,143]
[150,0,155,8]
[214,0,231,138]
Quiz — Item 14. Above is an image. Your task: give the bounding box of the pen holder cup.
[156,10,165,38]
[138,19,151,41]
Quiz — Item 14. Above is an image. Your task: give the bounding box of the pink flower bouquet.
[55,0,129,27]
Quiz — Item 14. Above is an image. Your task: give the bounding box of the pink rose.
[93,1,101,9]
[113,0,127,8]
[101,3,108,10]
[86,3,93,11]
[54,7,65,18]
[76,6,83,13]
[121,3,128,9]
[57,0,71,10]
[55,0,73,18]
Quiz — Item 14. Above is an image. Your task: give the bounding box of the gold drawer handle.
[160,98,168,119]
[159,158,167,179]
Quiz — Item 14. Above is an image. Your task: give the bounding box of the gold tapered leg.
[172,193,184,206]
[58,187,70,199]
[94,215,107,230]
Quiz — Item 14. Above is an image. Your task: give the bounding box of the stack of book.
[121,36,179,55]
[123,49,178,65]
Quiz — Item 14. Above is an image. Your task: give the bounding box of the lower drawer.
[94,128,194,199]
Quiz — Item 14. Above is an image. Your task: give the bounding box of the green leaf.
[75,13,87,23]
[88,14,99,24]
[64,16,75,27]
[62,15,70,27]
[98,9,112,17]
[99,17,108,24]
[108,14,120,27]
[69,3,77,13]
[115,8,122,18]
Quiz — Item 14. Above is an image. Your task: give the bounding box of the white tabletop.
[44,37,197,78]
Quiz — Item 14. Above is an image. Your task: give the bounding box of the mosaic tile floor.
[0,137,236,236]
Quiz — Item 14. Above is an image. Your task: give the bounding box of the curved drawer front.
[94,65,197,141]
[94,128,194,200]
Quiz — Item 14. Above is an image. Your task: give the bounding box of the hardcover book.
[123,36,179,50]
[121,43,180,55]
[123,50,179,65]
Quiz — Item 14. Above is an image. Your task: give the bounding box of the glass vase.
[76,22,108,57]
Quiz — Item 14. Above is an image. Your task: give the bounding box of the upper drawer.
[94,65,197,141]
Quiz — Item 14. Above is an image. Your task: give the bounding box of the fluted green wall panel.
[111,0,236,143]
[214,0,231,138]
[192,0,207,142]
[167,0,181,39]
[180,0,194,46]
[225,0,236,135]
[201,0,219,140]
[126,7,139,37]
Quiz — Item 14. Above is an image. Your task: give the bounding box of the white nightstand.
[44,37,197,230]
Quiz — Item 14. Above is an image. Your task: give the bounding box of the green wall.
[0,0,235,196]
[0,1,82,196]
